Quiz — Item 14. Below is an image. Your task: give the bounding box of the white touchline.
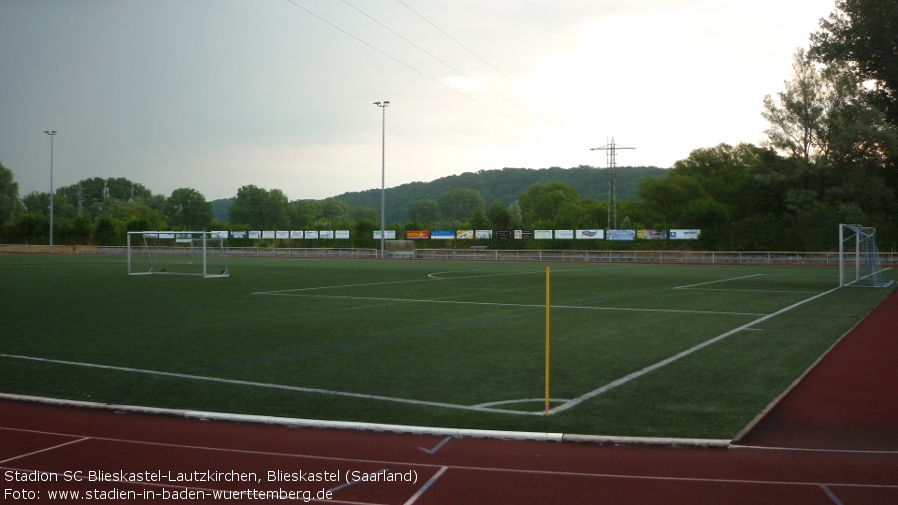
[549,286,841,415]
[266,293,767,316]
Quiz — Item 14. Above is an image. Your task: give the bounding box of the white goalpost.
[127,231,229,278]
[838,224,892,288]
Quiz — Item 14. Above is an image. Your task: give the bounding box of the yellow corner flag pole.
[545,266,550,416]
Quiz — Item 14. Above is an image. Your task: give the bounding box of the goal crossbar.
[127,231,229,278]
[839,224,892,288]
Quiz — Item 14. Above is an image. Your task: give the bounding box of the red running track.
[2,399,897,504]
[736,288,898,452]
[2,290,898,504]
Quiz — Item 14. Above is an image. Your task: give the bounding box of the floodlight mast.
[374,101,390,258]
[43,130,57,252]
[590,137,634,230]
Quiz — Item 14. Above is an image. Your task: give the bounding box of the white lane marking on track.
[0,437,90,464]
[0,430,894,490]
[403,466,449,505]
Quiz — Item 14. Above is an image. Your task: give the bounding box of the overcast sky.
[1,0,836,202]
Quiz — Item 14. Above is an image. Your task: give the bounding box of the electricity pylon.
[590,138,634,230]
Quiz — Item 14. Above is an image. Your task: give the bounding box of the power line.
[395,0,595,132]
[283,0,560,139]
[339,0,587,140]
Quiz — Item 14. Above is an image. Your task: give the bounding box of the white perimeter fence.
[2,244,896,267]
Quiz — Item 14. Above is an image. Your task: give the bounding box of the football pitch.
[0,254,894,439]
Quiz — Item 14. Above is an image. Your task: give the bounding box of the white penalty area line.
[0,353,543,416]
[549,286,841,415]
[678,288,823,294]
[673,273,764,289]
[262,293,765,316]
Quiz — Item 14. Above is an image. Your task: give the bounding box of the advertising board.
[607,230,636,241]
[406,230,430,240]
[576,229,604,239]
[431,230,454,240]
[637,230,667,240]
[670,229,701,240]
[554,230,574,239]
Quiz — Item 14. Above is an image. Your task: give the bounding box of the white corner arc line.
[0,437,90,464]
[550,286,841,415]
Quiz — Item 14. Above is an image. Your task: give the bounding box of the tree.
[516,181,579,227]
[105,177,152,201]
[762,49,897,165]
[437,189,485,222]
[486,200,511,230]
[0,162,24,225]
[407,199,439,224]
[636,175,708,227]
[165,188,213,230]
[321,197,350,222]
[811,0,898,127]
[228,185,290,229]
[289,200,321,229]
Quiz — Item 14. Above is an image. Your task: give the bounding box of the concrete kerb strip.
[0,393,731,447]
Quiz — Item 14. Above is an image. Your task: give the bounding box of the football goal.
[839,224,892,288]
[127,231,229,278]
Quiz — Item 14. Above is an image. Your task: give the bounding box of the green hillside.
[336,165,666,224]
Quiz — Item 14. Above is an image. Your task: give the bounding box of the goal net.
[839,224,892,287]
[127,231,229,278]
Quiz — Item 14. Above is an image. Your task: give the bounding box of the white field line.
[265,293,766,316]
[473,398,571,408]
[677,288,822,294]
[549,286,841,415]
[0,353,541,416]
[673,273,764,289]
[254,265,632,295]
[425,265,633,280]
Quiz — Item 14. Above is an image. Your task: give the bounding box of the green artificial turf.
[0,253,893,439]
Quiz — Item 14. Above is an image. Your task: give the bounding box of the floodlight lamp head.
[43,130,57,135]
